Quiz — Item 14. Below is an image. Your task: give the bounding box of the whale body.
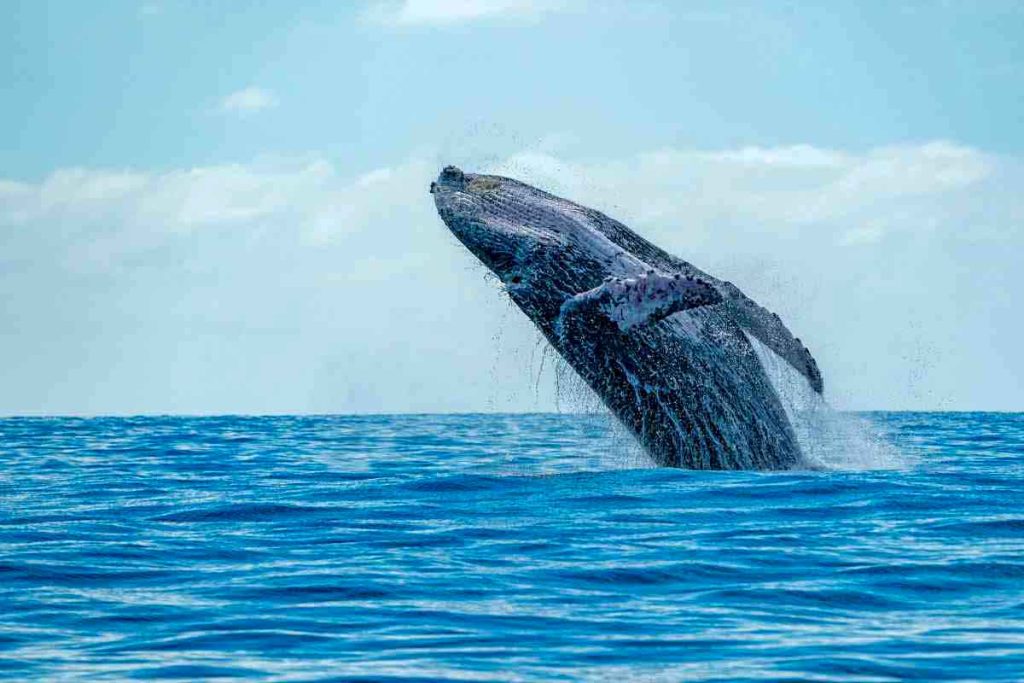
[431,166,823,470]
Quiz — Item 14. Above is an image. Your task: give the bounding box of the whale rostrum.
[432,165,823,470]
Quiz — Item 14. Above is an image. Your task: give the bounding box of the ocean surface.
[2,412,1024,681]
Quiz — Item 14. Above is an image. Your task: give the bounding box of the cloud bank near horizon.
[0,140,1020,414]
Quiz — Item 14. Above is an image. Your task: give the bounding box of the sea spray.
[746,333,907,470]
[548,350,651,470]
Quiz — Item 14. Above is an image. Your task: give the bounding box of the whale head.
[432,165,647,334]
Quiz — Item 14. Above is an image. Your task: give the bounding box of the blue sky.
[1,0,1022,414]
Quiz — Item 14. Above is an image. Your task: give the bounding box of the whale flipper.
[557,272,721,338]
[717,283,824,394]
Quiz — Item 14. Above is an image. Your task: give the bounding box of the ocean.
[2,412,1023,681]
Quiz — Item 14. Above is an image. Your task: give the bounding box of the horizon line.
[0,409,1021,420]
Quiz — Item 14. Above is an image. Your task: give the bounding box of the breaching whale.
[431,166,823,470]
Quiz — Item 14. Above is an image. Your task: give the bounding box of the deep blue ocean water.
[2,412,1024,681]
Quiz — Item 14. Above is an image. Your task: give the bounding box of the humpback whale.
[431,166,823,470]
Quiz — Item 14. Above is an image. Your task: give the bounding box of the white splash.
[745,334,907,471]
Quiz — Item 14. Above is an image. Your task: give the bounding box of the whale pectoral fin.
[558,272,721,339]
[719,283,824,394]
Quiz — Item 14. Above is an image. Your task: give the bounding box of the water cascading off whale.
[431,166,823,470]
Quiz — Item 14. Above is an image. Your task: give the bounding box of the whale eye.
[510,275,522,284]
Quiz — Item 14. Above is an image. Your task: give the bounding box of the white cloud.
[366,0,566,26]
[0,142,1020,414]
[488,141,998,242]
[218,87,277,114]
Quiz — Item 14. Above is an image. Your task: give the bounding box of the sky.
[1,0,1022,415]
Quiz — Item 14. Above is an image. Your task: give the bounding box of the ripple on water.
[1,412,1023,680]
